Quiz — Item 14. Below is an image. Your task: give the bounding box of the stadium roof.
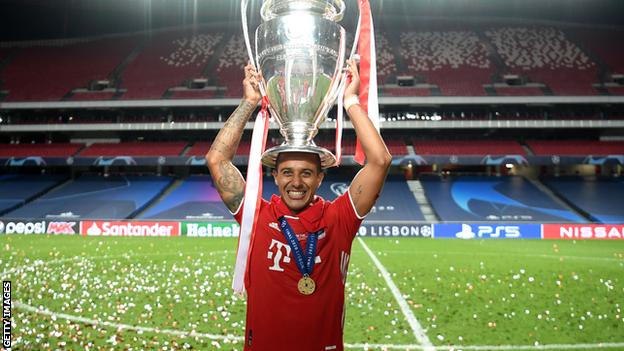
[1,0,623,41]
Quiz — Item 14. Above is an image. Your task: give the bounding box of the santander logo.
[81,221,180,237]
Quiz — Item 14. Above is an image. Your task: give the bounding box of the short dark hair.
[275,152,322,173]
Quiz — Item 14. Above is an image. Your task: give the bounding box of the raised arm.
[344,59,392,217]
[206,64,261,212]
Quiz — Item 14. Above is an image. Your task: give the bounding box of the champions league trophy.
[242,0,348,168]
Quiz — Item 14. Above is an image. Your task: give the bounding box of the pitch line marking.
[13,303,624,350]
[0,249,233,279]
[10,248,624,350]
[382,250,623,263]
[344,343,624,350]
[14,302,244,342]
[357,237,435,351]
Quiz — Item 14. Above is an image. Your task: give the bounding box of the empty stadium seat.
[0,174,67,216]
[139,175,230,220]
[185,141,212,157]
[399,29,492,96]
[3,175,174,220]
[79,142,187,157]
[120,31,224,99]
[2,37,138,101]
[494,86,544,96]
[413,140,526,155]
[420,175,585,222]
[215,34,247,98]
[485,27,599,96]
[544,177,624,223]
[570,28,624,74]
[169,89,217,99]
[527,140,624,155]
[0,143,84,157]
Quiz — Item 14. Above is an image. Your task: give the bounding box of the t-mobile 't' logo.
[267,239,291,272]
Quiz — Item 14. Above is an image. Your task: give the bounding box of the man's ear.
[316,171,325,189]
[272,169,278,185]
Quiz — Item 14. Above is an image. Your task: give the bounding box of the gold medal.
[297,276,316,295]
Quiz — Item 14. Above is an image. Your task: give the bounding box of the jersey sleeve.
[328,191,365,241]
[232,198,269,225]
[232,199,244,224]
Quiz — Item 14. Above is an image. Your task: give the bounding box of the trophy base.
[262,144,337,169]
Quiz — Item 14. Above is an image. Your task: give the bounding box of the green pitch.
[1,235,623,350]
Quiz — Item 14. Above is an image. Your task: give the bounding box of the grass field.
[1,235,623,350]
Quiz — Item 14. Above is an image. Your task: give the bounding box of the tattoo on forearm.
[207,100,256,211]
[209,100,256,159]
[217,160,244,211]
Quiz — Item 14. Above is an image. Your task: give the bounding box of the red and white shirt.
[233,192,363,351]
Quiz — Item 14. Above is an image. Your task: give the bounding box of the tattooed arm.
[344,59,392,217]
[206,64,261,212]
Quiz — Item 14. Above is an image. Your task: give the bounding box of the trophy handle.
[337,4,362,94]
[241,0,267,97]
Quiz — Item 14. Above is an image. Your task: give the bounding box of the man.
[206,60,391,350]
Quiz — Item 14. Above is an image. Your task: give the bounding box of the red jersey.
[233,192,363,351]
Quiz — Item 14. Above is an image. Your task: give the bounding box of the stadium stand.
[185,141,212,157]
[399,29,492,96]
[0,174,67,215]
[0,143,84,157]
[3,22,624,101]
[120,31,224,99]
[70,91,117,101]
[420,175,586,222]
[215,34,247,98]
[169,89,217,99]
[485,27,599,95]
[383,86,432,96]
[79,142,187,157]
[140,174,426,221]
[607,86,624,95]
[3,175,174,220]
[543,177,624,223]
[263,175,426,221]
[375,33,398,85]
[493,86,544,96]
[527,140,624,155]
[413,140,526,155]
[139,175,230,220]
[570,28,624,75]
[1,37,138,101]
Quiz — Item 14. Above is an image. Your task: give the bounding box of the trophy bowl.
[253,0,346,169]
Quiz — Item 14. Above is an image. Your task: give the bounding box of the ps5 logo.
[456,224,521,239]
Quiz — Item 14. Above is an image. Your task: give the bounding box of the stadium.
[0,0,623,350]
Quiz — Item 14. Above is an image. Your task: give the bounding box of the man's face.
[272,152,324,214]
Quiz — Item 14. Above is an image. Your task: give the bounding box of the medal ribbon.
[278,216,320,277]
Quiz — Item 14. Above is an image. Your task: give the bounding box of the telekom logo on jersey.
[267,239,292,271]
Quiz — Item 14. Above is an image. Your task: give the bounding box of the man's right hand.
[243,64,262,105]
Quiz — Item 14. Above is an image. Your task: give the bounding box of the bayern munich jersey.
[233,192,363,351]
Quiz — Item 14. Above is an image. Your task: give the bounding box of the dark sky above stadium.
[1,0,623,41]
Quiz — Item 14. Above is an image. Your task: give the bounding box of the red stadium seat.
[0,143,84,157]
[413,140,526,155]
[79,142,188,157]
[527,140,624,156]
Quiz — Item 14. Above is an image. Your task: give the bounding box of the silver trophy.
[242,0,347,168]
